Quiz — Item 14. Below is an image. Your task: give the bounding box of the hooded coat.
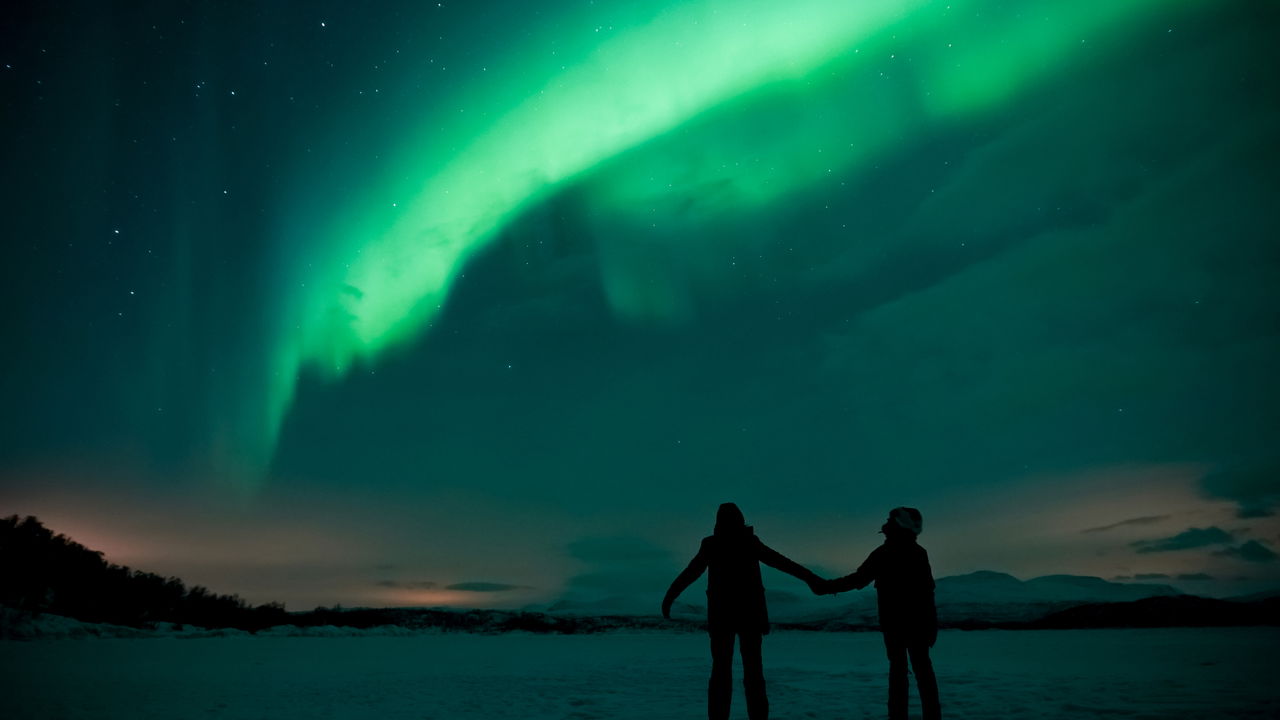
[664,505,819,635]
[829,532,937,645]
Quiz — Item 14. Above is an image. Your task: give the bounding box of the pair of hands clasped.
[805,576,843,597]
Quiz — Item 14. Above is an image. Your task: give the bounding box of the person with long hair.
[662,502,824,720]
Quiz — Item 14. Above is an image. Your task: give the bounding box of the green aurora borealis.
[279,0,1196,464]
[3,0,1279,609]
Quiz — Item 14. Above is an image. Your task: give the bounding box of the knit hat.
[888,507,923,535]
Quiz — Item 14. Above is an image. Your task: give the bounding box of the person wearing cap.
[817,507,941,720]
[662,502,825,720]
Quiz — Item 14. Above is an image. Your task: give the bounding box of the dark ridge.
[0,514,288,632]
[6,514,1279,637]
[1028,595,1280,629]
[265,606,705,635]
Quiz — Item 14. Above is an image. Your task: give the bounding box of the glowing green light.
[250,0,1204,475]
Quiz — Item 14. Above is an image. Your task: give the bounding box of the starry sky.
[2,0,1279,611]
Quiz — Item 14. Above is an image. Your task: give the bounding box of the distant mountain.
[0,604,692,640]
[547,570,1185,628]
[771,571,1184,628]
[547,589,806,618]
[933,571,1181,623]
[8,510,1241,637]
[545,595,697,617]
[940,571,1181,603]
[1226,588,1280,603]
[1030,595,1280,629]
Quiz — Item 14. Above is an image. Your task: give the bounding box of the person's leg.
[708,631,735,720]
[738,631,769,720]
[883,633,909,720]
[908,644,941,720]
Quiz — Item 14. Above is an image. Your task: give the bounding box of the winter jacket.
[830,536,937,644]
[664,527,818,635]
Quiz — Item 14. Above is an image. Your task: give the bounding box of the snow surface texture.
[2,629,1276,719]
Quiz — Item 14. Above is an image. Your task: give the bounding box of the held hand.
[807,578,831,595]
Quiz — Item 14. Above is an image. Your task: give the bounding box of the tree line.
[0,515,288,630]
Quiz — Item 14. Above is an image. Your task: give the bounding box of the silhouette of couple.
[663,503,940,720]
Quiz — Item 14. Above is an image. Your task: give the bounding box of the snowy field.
[2,628,1277,719]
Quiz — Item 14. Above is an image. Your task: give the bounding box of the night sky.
[3,0,1278,611]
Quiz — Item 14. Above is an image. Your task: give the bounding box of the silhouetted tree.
[0,515,289,630]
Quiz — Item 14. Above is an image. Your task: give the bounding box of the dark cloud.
[1081,515,1171,534]
[1176,573,1214,581]
[1200,464,1280,519]
[375,580,437,589]
[564,572,629,591]
[1131,527,1234,554]
[566,537,674,565]
[445,582,529,593]
[560,536,680,601]
[1133,573,1170,580]
[814,90,1280,492]
[1213,540,1279,563]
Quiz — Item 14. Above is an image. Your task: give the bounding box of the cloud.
[1131,527,1233,554]
[566,536,674,565]
[1176,573,1214,581]
[812,102,1280,490]
[1081,515,1171,534]
[1133,573,1169,580]
[374,580,437,589]
[445,582,530,593]
[1213,540,1279,563]
[560,536,680,599]
[1200,464,1280,519]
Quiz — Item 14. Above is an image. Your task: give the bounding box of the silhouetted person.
[819,507,940,720]
[663,502,823,720]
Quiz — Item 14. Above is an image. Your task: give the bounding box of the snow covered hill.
[931,571,1181,625]
[670,571,1185,626]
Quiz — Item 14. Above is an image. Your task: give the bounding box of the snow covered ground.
[2,628,1276,719]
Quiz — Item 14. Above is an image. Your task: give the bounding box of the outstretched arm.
[825,548,880,594]
[756,539,824,593]
[662,542,709,619]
